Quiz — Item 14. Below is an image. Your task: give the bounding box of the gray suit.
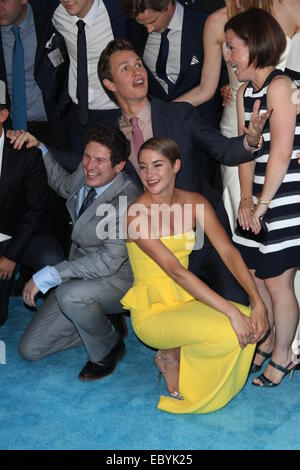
[19,152,141,362]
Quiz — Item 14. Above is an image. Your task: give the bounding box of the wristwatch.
[247,134,263,149]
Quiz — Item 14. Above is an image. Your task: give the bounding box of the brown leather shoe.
[78,339,125,381]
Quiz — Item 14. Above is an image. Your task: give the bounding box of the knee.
[264,277,279,297]
[55,282,88,318]
[18,334,40,361]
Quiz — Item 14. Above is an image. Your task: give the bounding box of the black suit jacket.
[0,138,48,262]
[0,0,61,122]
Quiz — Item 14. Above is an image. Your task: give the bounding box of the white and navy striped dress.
[233,69,300,279]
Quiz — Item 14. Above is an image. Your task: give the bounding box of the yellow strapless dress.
[121,231,255,414]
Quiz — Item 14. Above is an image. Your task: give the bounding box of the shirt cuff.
[33,266,62,294]
[38,143,49,157]
[243,135,263,153]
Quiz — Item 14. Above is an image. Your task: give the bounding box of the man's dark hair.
[0,104,7,112]
[98,39,137,105]
[84,126,130,168]
[122,0,175,18]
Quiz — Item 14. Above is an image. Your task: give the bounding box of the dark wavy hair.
[84,126,130,168]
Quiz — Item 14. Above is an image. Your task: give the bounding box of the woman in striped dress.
[225,8,300,386]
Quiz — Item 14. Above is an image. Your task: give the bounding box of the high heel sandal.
[155,350,184,400]
[250,347,272,374]
[252,359,297,388]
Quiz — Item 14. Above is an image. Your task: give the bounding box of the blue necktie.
[156,28,174,94]
[11,26,27,130]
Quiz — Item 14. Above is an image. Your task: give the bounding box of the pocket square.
[190,55,199,65]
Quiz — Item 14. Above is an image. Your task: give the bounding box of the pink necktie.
[131,117,144,157]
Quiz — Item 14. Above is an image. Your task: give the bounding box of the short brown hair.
[122,0,174,18]
[225,8,286,68]
[98,39,136,105]
[138,137,181,165]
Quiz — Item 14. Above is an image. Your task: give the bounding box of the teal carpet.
[0,297,300,450]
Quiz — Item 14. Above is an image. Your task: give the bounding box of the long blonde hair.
[226,0,274,19]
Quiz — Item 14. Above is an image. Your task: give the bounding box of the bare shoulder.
[204,7,227,42]
[268,74,293,96]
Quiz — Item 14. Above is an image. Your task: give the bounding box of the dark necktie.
[11,26,27,130]
[78,187,96,218]
[156,28,174,94]
[76,20,89,125]
[131,117,144,157]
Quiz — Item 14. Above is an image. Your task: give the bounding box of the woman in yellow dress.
[121,136,268,414]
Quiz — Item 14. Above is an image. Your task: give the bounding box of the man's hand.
[243,99,272,148]
[0,256,16,280]
[297,151,300,165]
[23,278,40,308]
[6,130,40,150]
[220,84,232,107]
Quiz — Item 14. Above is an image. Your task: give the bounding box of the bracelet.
[257,199,272,205]
[247,134,263,150]
[241,196,253,201]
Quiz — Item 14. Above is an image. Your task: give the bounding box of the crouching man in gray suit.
[17,126,141,380]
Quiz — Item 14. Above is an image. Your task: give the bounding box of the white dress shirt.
[52,0,118,111]
[143,1,183,94]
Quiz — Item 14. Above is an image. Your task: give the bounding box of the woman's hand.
[230,308,255,349]
[6,129,40,150]
[250,203,268,234]
[220,84,233,107]
[238,197,254,230]
[249,302,269,344]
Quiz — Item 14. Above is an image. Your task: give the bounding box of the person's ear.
[103,78,116,93]
[174,159,181,174]
[0,108,9,125]
[113,160,126,175]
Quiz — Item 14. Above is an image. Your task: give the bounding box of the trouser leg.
[55,279,125,362]
[19,290,82,361]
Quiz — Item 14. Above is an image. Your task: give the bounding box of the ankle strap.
[269,360,292,374]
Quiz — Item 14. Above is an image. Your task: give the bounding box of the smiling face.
[0,0,27,26]
[103,50,148,108]
[224,28,255,81]
[60,0,93,18]
[82,141,124,188]
[135,2,175,34]
[138,148,180,195]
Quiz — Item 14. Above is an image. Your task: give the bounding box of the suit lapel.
[177,9,195,86]
[71,172,129,236]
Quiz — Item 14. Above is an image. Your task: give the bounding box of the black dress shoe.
[78,339,125,381]
[107,313,128,340]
